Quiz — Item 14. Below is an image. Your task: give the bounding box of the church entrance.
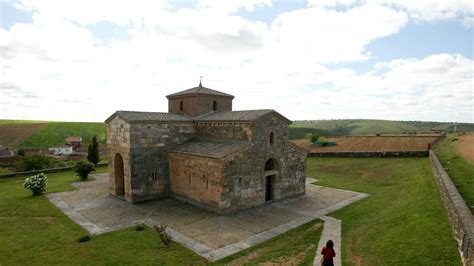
[114,153,125,196]
[264,158,278,202]
[265,175,275,202]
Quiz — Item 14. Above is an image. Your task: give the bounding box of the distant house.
[0,146,19,163]
[65,136,82,149]
[49,146,73,155]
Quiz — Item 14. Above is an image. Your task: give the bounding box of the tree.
[74,161,95,180]
[17,148,26,157]
[87,135,100,166]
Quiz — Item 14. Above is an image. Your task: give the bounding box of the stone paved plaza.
[47,173,368,262]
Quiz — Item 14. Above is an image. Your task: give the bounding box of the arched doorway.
[264,158,278,202]
[114,153,125,196]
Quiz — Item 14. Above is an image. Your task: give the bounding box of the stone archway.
[114,153,125,196]
[264,158,279,202]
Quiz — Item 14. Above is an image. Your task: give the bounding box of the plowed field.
[458,133,474,164]
[292,135,440,153]
[0,124,46,147]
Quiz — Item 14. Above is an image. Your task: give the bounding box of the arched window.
[179,100,183,111]
[213,101,217,111]
[265,158,276,171]
[269,132,275,145]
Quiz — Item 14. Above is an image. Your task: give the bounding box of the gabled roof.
[195,110,292,124]
[65,136,82,142]
[170,140,249,159]
[105,111,193,123]
[166,85,234,99]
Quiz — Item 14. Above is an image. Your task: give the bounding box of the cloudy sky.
[0,0,473,123]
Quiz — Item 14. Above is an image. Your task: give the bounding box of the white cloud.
[0,1,472,122]
[309,0,474,26]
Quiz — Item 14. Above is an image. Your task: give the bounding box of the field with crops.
[292,135,441,153]
[0,120,106,149]
[289,119,474,139]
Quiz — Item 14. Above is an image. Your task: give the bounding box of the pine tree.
[87,135,100,166]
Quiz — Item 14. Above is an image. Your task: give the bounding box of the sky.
[0,0,473,123]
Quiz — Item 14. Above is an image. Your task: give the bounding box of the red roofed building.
[65,136,82,149]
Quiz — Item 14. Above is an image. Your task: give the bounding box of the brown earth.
[458,133,474,164]
[0,123,46,147]
[292,135,440,153]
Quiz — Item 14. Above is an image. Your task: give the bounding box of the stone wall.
[106,116,133,201]
[108,119,196,203]
[169,153,223,210]
[168,95,232,117]
[196,95,232,115]
[430,151,474,265]
[128,121,195,202]
[219,113,306,213]
[196,122,252,141]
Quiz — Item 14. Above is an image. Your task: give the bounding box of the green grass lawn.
[307,157,461,265]
[0,167,324,265]
[434,134,474,212]
[0,168,207,265]
[214,219,323,265]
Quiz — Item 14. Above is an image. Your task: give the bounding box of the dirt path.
[458,133,474,164]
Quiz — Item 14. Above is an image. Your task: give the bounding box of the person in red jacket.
[321,239,336,266]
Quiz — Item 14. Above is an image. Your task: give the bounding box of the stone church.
[105,82,307,213]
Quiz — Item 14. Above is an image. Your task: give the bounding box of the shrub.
[135,224,145,231]
[17,148,26,157]
[23,173,48,196]
[16,155,56,171]
[305,133,320,142]
[76,235,91,243]
[153,224,172,245]
[74,161,95,180]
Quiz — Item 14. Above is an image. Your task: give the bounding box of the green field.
[19,122,106,149]
[290,119,474,139]
[435,134,474,212]
[308,157,461,265]
[0,120,106,149]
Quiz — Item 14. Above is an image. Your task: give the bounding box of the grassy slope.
[289,119,474,139]
[307,157,461,265]
[0,168,207,265]
[434,134,474,212]
[19,122,106,149]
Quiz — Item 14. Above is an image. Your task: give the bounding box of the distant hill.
[1,119,472,148]
[289,119,474,139]
[0,120,106,149]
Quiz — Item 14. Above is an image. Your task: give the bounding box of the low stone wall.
[430,151,474,265]
[0,163,108,178]
[308,150,429,157]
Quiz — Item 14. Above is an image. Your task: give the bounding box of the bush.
[23,173,48,196]
[74,161,95,180]
[305,133,320,142]
[153,224,172,245]
[17,148,26,157]
[135,224,145,231]
[76,235,91,243]
[16,155,56,171]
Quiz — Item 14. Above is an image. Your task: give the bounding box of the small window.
[213,101,217,111]
[179,100,183,111]
[269,132,275,145]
